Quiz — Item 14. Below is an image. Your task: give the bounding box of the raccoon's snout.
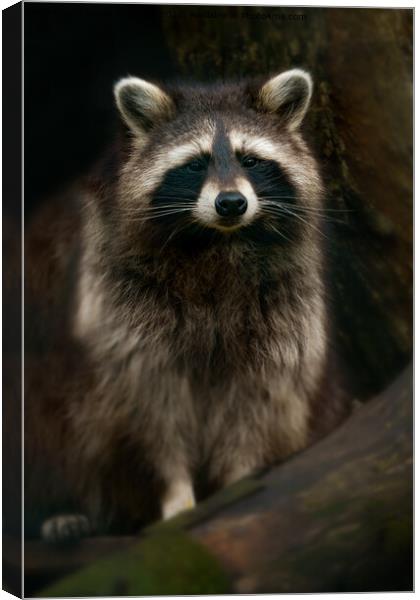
[215,192,248,217]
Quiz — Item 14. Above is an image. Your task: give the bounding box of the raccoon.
[24,69,349,542]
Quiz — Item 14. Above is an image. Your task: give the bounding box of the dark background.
[24,3,175,219]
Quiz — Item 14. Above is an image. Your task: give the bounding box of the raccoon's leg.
[209,383,310,489]
[149,434,196,520]
[206,404,264,488]
[131,370,198,520]
[222,462,258,486]
[209,434,262,489]
[161,475,195,519]
[41,513,91,543]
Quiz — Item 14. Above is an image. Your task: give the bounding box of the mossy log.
[17,365,411,596]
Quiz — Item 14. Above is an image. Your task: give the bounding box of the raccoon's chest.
[169,276,282,376]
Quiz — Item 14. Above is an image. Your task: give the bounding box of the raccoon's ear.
[114,76,174,136]
[257,69,312,130]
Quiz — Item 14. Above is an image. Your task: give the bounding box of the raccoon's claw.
[41,514,91,544]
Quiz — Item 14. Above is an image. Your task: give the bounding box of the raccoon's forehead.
[138,118,299,181]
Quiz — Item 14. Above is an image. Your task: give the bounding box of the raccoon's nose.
[215,192,248,217]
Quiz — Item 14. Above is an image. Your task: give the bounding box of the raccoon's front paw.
[41,514,91,544]
[162,479,196,520]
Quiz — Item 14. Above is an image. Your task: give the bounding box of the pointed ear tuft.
[258,69,313,130]
[114,76,174,136]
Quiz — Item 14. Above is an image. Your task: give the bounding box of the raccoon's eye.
[241,156,260,169]
[186,159,206,173]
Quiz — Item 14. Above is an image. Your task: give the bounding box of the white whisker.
[123,208,192,223]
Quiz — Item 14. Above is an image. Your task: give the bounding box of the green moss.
[39,529,231,597]
[38,476,261,597]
